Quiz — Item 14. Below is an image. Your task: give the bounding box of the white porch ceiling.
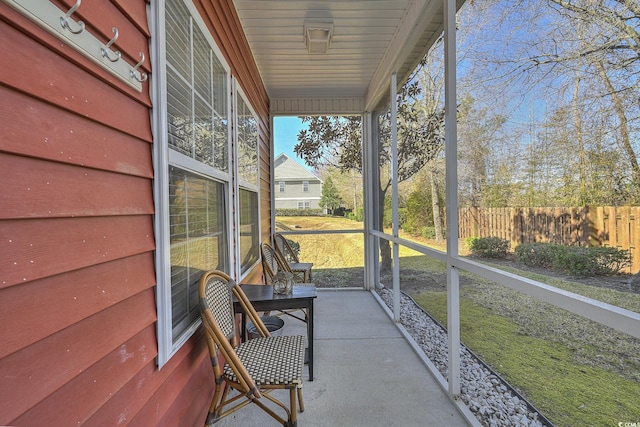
[233,0,460,114]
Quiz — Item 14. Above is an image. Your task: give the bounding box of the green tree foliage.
[294,76,445,271]
[319,176,343,214]
[404,188,433,235]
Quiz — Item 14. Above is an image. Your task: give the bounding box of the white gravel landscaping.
[378,287,552,427]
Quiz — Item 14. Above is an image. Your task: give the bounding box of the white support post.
[270,115,276,247]
[362,112,374,290]
[390,72,401,322]
[370,112,381,289]
[444,0,461,397]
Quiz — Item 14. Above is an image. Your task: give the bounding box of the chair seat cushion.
[289,262,313,272]
[225,335,305,386]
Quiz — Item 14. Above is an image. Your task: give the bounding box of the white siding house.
[274,153,323,210]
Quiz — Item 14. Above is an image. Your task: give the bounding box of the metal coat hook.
[101,27,121,62]
[131,52,148,83]
[60,0,85,35]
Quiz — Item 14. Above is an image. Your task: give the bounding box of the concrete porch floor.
[213,289,470,427]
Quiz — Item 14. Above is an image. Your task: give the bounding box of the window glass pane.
[239,189,259,273]
[192,25,212,102]
[166,0,228,172]
[194,96,213,165]
[237,96,258,187]
[169,166,227,341]
[167,69,193,157]
[165,0,191,81]
[212,60,228,172]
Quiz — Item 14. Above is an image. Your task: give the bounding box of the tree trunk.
[572,70,586,205]
[430,169,444,241]
[595,60,640,184]
[378,186,392,273]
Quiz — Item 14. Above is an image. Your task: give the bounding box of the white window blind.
[169,167,227,339]
[166,0,228,171]
[235,91,259,274]
[158,0,231,362]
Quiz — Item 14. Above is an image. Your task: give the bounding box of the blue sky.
[273,116,314,170]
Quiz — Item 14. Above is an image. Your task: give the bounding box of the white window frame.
[279,181,285,192]
[302,180,309,192]
[231,81,261,280]
[151,0,234,368]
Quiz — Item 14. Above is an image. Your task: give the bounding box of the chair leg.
[297,385,305,412]
[288,387,298,427]
[205,383,232,425]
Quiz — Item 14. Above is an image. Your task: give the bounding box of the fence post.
[632,208,639,274]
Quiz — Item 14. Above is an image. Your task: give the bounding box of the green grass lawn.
[413,291,640,427]
[277,215,640,427]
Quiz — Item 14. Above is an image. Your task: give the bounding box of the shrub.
[551,246,594,276]
[468,236,509,258]
[554,246,632,276]
[421,226,436,239]
[514,243,632,276]
[589,246,633,274]
[464,237,476,249]
[275,208,324,217]
[333,207,347,217]
[514,242,559,268]
[355,207,364,222]
[346,207,363,222]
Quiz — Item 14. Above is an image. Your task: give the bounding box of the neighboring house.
[274,153,323,210]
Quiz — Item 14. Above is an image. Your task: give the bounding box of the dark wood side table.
[234,284,317,381]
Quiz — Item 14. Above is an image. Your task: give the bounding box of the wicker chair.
[273,233,313,282]
[199,270,305,427]
[261,242,310,323]
[261,241,292,285]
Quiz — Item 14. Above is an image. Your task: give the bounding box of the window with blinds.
[166,0,228,171]
[236,95,258,187]
[165,0,230,344]
[236,92,259,274]
[238,188,259,273]
[169,167,227,339]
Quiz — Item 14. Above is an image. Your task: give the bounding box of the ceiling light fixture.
[304,21,333,54]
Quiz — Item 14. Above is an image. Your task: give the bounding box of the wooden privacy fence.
[458,206,640,273]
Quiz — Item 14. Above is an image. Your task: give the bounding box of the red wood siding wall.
[0,0,269,425]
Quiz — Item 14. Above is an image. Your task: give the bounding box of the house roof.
[233,0,465,115]
[274,153,323,182]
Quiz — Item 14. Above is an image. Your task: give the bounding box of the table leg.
[308,299,314,381]
[241,312,246,341]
